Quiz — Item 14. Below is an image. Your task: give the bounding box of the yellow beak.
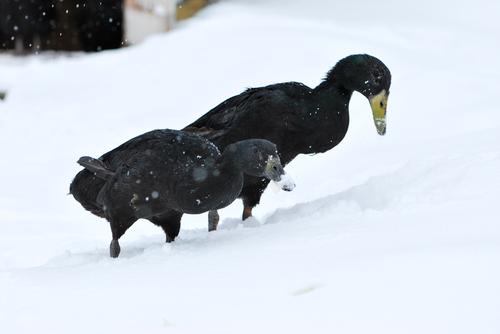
[369,89,388,136]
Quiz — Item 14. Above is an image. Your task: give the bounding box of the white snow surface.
[1,0,500,333]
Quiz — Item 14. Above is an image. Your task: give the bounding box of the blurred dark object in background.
[0,0,124,52]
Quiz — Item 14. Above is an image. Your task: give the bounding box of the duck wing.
[183,88,262,140]
[183,83,313,145]
[100,129,187,169]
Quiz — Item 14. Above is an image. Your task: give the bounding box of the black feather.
[77,156,114,180]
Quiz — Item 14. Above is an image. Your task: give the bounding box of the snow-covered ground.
[1,0,499,332]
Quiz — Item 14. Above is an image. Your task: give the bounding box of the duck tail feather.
[77,156,114,180]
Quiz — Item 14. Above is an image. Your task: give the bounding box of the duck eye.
[380,101,384,108]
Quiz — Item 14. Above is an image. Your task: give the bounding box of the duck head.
[328,54,391,135]
[226,139,295,191]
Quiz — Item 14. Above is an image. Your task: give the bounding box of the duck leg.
[240,180,269,220]
[208,210,219,232]
[149,210,183,243]
[242,206,253,221]
[109,218,136,258]
[241,193,261,220]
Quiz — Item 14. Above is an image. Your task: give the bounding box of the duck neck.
[314,79,352,109]
[215,146,246,185]
[312,77,353,129]
[290,78,352,154]
[187,148,244,211]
